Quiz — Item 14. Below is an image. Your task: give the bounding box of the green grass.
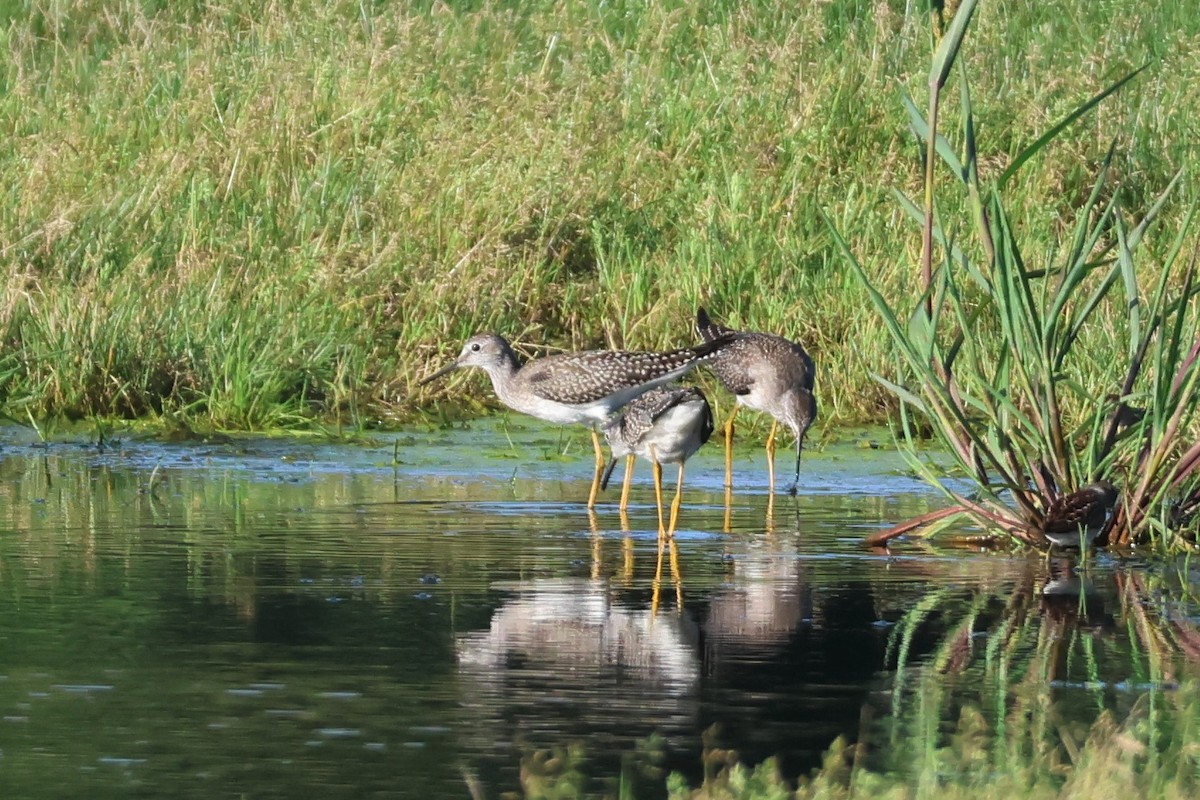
[1,0,1197,430]
[663,691,1200,799]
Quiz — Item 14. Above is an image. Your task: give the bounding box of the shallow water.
[0,419,1196,798]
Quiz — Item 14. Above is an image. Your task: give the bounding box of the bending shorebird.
[419,333,731,507]
[599,386,714,537]
[1041,481,1119,549]
[695,307,816,495]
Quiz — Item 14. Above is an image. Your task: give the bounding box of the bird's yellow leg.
[667,463,685,539]
[668,535,683,610]
[766,419,778,496]
[587,428,605,509]
[723,408,738,532]
[724,407,739,490]
[651,521,666,616]
[619,455,635,512]
[652,459,666,537]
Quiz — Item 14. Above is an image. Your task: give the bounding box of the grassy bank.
[1,0,1197,430]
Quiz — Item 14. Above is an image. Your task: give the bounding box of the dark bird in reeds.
[1041,481,1119,549]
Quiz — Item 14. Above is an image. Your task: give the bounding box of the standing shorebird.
[599,386,714,537]
[695,307,817,496]
[419,333,731,507]
[1041,481,1119,550]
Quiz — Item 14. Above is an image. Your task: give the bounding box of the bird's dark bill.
[599,458,620,491]
[417,361,460,386]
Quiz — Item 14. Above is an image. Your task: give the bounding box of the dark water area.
[0,420,1196,798]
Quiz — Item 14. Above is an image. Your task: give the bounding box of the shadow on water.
[0,420,1197,798]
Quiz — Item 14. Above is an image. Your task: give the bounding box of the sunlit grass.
[1,0,1198,430]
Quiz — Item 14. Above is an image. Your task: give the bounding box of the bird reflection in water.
[462,505,810,678]
[454,501,815,760]
[1039,556,1109,631]
[1034,557,1115,683]
[455,577,703,738]
[705,519,812,665]
[588,508,683,616]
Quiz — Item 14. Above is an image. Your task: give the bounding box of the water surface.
[0,420,1195,798]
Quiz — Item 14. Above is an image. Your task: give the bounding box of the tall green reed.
[831,0,1200,548]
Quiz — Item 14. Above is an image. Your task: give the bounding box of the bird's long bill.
[417,360,460,386]
[599,457,620,492]
[794,418,815,480]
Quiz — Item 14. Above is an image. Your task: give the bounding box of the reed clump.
[833,0,1200,549]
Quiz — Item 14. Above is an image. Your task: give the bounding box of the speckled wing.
[524,340,727,406]
[707,335,765,396]
[697,308,814,396]
[771,336,816,394]
[603,386,713,457]
[707,334,811,396]
[621,387,695,441]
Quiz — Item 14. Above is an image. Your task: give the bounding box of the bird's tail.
[688,331,737,361]
[695,307,734,343]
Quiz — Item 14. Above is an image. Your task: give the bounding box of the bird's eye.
[470,342,482,352]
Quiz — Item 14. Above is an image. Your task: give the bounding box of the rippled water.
[0,420,1196,798]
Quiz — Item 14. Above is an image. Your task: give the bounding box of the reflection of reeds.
[508,680,1200,798]
[513,561,1200,799]
[876,558,1198,794]
[1118,568,1200,675]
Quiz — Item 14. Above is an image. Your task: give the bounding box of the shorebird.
[599,386,714,537]
[419,333,731,507]
[1041,481,1119,549]
[695,307,816,495]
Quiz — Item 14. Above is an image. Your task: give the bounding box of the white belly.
[635,401,707,464]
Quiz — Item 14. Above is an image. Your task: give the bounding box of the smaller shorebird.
[419,333,731,507]
[599,386,714,537]
[1041,481,1119,549]
[695,307,817,495]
